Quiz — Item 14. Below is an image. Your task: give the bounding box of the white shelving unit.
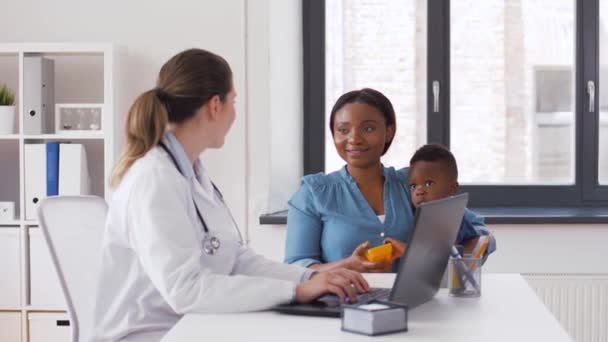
[0,43,119,342]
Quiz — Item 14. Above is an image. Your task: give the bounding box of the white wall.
[0,0,305,250]
[0,0,249,234]
[485,224,608,274]
[245,0,304,251]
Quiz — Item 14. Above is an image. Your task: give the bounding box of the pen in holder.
[448,247,482,297]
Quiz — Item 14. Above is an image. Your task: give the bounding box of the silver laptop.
[274,193,469,317]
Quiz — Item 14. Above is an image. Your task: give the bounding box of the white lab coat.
[92,143,311,342]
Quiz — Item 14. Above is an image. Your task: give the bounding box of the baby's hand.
[383,237,406,261]
[462,237,480,255]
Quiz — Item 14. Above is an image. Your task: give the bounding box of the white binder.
[24,144,46,220]
[58,144,91,195]
[23,56,55,134]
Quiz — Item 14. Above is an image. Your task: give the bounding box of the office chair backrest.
[37,196,107,342]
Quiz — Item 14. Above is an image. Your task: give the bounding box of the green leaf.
[0,84,15,106]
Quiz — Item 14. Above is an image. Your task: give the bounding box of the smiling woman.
[284,88,494,273]
[331,89,396,215]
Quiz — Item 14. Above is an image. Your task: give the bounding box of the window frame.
[303,0,608,208]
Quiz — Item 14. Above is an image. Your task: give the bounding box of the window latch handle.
[433,81,440,113]
[587,80,595,113]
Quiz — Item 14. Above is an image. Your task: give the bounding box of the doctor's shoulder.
[116,147,190,197]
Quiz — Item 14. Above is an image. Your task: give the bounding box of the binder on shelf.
[25,142,91,219]
[46,142,59,196]
[58,143,90,196]
[24,144,46,220]
[23,55,55,134]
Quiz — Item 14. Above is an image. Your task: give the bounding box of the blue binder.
[46,142,59,196]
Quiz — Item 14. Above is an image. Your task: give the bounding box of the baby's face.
[408,161,458,208]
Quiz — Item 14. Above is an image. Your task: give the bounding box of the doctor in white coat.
[92,49,369,341]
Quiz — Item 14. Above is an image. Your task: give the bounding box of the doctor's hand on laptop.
[295,268,371,304]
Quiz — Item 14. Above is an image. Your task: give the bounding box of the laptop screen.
[389,193,469,308]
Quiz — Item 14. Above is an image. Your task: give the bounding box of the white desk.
[161,273,572,341]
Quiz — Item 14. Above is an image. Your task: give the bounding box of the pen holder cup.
[448,256,482,298]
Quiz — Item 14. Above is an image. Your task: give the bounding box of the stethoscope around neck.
[158,140,243,255]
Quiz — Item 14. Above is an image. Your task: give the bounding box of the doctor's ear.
[206,94,222,121]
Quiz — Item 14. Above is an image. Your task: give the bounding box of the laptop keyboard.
[356,287,392,303]
[316,287,391,308]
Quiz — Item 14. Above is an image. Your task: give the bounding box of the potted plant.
[0,84,16,134]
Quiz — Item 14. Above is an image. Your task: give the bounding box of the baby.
[386,144,496,259]
[407,143,495,255]
[408,143,460,208]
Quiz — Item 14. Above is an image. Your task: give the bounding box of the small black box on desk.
[341,301,408,336]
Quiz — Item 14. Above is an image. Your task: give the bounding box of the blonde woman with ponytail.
[92,49,369,342]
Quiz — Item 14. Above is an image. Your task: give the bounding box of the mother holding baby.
[284,88,495,272]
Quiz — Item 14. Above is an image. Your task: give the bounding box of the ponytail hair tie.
[153,87,173,118]
[153,87,169,101]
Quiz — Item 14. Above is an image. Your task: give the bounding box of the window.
[598,4,608,184]
[303,0,608,207]
[324,0,426,173]
[535,69,572,114]
[534,67,574,184]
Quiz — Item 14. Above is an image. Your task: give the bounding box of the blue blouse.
[284,166,495,269]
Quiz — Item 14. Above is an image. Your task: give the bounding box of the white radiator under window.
[524,274,608,342]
